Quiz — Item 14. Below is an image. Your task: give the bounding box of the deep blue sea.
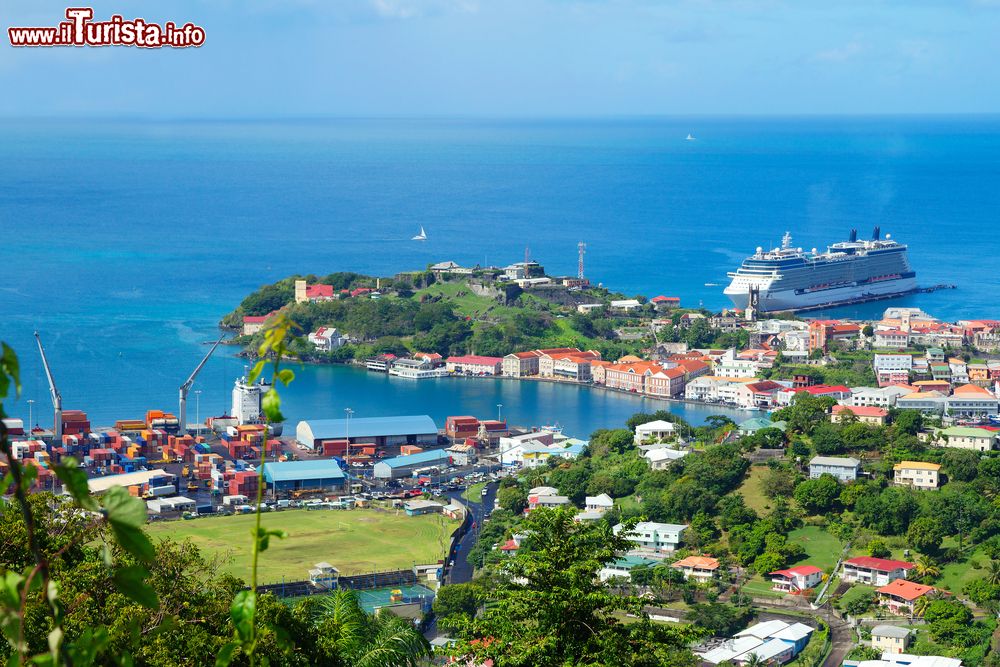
[3,116,999,433]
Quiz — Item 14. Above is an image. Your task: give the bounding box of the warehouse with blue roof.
[296,415,438,450]
[262,460,346,494]
[374,449,453,480]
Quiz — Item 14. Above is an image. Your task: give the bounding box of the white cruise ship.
[723,228,917,312]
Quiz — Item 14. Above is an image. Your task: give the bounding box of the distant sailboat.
[686,134,696,141]
[412,226,427,241]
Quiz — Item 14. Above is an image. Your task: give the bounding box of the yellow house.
[893,461,941,490]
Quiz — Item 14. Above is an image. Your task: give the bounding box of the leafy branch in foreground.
[218,313,298,667]
[0,342,160,665]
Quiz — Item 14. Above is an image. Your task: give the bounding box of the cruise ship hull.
[724,276,918,312]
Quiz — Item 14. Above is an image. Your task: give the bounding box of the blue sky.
[1,0,998,116]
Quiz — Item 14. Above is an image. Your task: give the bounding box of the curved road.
[424,482,497,640]
[444,482,497,585]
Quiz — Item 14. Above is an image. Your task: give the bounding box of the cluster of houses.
[697,619,816,666]
[496,431,589,468]
[808,454,945,490]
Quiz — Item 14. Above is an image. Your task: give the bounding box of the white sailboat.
[686,133,696,141]
[412,225,427,241]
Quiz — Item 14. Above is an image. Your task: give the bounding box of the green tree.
[923,599,973,644]
[810,423,844,455]
[907,518,945,557]
[685,603,754,637]
[772,393,838,435]
[867,538,891,558]
[793,474,842,514]
[753,551,786,576]
[913,555,941,582]
[450,507,703,667]
[855,487,919,535]
[433,583,481,628]
[301,590,430,666]
[942,449,980,483]
[496,486,528,515]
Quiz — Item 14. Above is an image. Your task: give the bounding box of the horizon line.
[3,111,1000,123]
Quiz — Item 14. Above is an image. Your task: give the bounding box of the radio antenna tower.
[577,241,586,280]
[524,245,530,267]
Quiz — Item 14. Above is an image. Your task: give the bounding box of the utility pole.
[194,390,202,437]
[344,407,354,471]
[496,403,504,475]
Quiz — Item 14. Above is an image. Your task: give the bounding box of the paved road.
[443,482,497,585]
[424,481,497,640]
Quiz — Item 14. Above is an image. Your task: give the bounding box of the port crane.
[178,337,224,436]
[33,331,62,439]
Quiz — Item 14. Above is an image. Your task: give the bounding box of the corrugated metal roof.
[377,449,452,469]
[298,415,438,441]
[263,460,345,482]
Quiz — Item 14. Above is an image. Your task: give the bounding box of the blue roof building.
[296,415,438,449]
[263,460,346,493]
[373,449,453,479]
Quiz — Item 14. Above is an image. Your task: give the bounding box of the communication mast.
[577,241,586,280]
[524,245,530,268]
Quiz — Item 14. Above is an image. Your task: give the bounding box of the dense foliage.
[448,507,704,667]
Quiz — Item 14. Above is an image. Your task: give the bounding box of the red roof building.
[446,355,504,376]
[769,565,824,594]
[305,284,334,299]
[832,404,889,425]
[843,557,914,586]
[876,579,936,615]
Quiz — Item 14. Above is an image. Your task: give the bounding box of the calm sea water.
[3,117,999,432]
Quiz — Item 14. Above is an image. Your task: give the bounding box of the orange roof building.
[672,555,720,581]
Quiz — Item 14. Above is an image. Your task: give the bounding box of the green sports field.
[146,508,458,583]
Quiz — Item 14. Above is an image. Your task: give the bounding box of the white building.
[614,521,687,554]
[873,354,913,386]
[644,446,688,470]
[940,427,996,452]
[634,420,677,444]
[232,377,268,424]
[307,327,346,351]
[388,358,448,379]
[849,385,911,409]
[808,456,860,482]
[871,626,912,655]
[610,299,642,311]
[584,494,614,514]
[715,350,760,378]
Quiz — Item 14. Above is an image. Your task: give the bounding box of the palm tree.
[986,560,1000,587]
[914,555,940,581]
[912,593,933,618]
[307,589,431,667]
[744,653,769,667]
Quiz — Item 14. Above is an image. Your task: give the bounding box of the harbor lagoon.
[277,363,753,437]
